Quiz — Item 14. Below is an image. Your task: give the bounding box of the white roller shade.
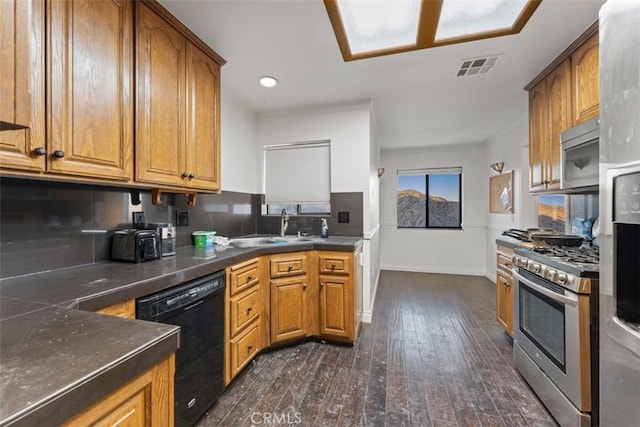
[264,141,331,204]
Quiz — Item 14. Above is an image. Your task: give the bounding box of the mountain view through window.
[397,171,462,228]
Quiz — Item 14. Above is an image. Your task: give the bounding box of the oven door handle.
[513,270,579,306]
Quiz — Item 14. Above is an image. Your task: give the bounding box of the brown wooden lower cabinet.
[319,274,352,340]
[228,321,260,381]
[62,354,175,427]
[224,248,360,385]
[496,244,514,336]
[270,274,310,344]
[94,299,135,319]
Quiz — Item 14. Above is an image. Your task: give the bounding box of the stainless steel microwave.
[560,117,600,192]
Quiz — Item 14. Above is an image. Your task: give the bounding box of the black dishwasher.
[136,270,225,427]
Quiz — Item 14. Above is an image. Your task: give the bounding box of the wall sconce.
[377,168,385,177]
[490,162,504,174]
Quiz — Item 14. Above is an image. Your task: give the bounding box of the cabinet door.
[48,0,133,180]
[572,32,599,125]
[270,275,309,343]
[528,80,548,192]
[185,42,221,191]
[546,60,572,191]
[319,275,353,340]
[136,3,186,187]
[0,0,45,172]
[496,270,513,336]
[62,355,174,427]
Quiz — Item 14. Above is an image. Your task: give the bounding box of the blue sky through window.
[398,174,459,202]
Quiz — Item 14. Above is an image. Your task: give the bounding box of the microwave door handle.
[513,270,579,307]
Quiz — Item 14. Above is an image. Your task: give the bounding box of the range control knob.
[545,269,556,281]
[532,263,541,273]
[557,273,568,285]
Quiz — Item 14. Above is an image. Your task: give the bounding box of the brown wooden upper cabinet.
[136,2,222,192]
[1,0,133,180]
[0,0,45,172]
[2,0,224,192]
[48,0,134,180]
[571,33,600,126]
[527,23,599,194]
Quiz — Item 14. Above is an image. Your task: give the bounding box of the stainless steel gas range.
[512,246,599,427]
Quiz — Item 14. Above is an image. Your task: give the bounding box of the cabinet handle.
[247,344,253,351]
[303,283,307,289]
[247,306,253,312]
[320,282,324,287]
[331,263,336,269]
[188,173,195,179]
[33,147,47,156]
[52,150,65,158]
[247,275,254,281]
[288,264,293,271]
[181,172,188,178]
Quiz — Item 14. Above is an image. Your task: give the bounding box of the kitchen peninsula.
[0,237,361,426]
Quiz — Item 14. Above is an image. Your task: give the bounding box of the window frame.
[397,169,463,230]
[266,203,332,216]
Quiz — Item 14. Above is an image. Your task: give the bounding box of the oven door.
[513,268,591,411]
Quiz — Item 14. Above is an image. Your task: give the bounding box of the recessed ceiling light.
[259,76,278,88]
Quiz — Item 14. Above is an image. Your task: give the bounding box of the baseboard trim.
[362,268,381,323]
[380,264,486,276]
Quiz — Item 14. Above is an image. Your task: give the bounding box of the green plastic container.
[192,231,216,247]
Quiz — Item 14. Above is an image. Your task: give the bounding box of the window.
[537,195,566,233]
[266,203,331,216]
[264,141,331,215]
[397,168,462,229]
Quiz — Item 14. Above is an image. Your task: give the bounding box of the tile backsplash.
[0,179,258,278]
[0,178,364,278]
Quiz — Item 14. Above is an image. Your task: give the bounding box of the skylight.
[336,0,421,54]
[324,0,541,61]
[436,0,530,41]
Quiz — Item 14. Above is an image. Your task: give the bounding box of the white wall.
[220,89,259,193]
[379,143,487,275]
[484,110,538,281]
[256,102,381,322]
[363,102,381,322]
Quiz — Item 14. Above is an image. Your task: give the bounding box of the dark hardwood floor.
[198,271,555,426]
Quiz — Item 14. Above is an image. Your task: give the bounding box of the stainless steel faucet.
[279,209,289,237]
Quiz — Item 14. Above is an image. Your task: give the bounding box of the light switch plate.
[176,211,189,227]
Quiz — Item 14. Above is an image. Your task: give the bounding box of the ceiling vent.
[457,55,502,77]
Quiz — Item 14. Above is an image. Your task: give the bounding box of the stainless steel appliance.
[599,2,640,423]
[512,246,599,426]
[136,271,226,427]
[561,117,600,193]
[111,229,160,262]
[147,222,176,256]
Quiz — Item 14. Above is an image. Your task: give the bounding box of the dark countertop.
[495,236,534,251]
[0,236,360,426]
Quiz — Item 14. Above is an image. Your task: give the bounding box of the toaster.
[111,229,161,262]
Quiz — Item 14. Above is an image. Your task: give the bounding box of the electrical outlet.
[338,212,350,223]
[176,211,189,226]
[132,211,145,228]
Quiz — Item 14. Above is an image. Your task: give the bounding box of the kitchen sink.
[272,236,316,243]
[229,237,278,248]
[229,235,317,248]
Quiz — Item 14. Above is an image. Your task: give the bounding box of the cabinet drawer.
[318,253,352,275]
[230,288,260,337]
[497,253,513,270]
[230,321,260,377]
[229,258,260,296]
[270,253,308,278]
